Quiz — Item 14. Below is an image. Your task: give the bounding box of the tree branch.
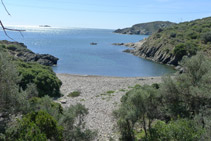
[1,0,10,15]
[1,0,26,40]
[0,20,25,40]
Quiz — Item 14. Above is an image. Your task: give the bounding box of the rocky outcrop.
[114,21,175,35]
[121,38,179,66]
[0,40,58,66]
[113,37,179,66]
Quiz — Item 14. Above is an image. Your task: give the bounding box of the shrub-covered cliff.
[114,21,175,35]
[125,17,211,66]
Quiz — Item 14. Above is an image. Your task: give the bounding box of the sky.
[1,0,211,29]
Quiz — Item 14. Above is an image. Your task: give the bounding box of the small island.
[39,25,51,28]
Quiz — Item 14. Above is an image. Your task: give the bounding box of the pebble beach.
[56,73,162,140]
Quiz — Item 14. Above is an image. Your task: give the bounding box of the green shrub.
[0,52,21,114]
[161,54,211,119]
[59,104,97,141]
[187,31,198,39]
[107,90,115,94]
[173,42,198,61]
[151,83,160,89]
[114,85,160,141]
[143,119,204,141]
[201,31,211,44]
[114,53,211,141]
[173,43,187,60]
[68,91,81,97]
[170,32,176,38]
[6,111,63,141]
[29,96,63,120]
[17,61,62,97]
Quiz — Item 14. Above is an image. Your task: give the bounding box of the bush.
[68,91,81,97]
[17,61,62,97]
[173,43,187,60]
[29,96,63,120]
[173,42,198,61]
[5,111,63,141]
[0,52,21,114]
[114,53,211,141]
[201,31,211,44]
[114,85,161,140]
[161,54,211,119]
[170,32,176,38]
[187,31,198,39]
[143,119,204,141]
[59,104,97,141]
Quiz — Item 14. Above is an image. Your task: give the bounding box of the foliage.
[0,51,21,114]
[17,61,62,97]
[0,41,62,98]
[113,85,161,140]
[59,103,97,141]
[114,53,211,141]
[5,111,63,141]
[142,119,204,141]
[173,42,198,61]
[28,96,63,120]
[161,54,211,119]
[107,90,115,94]
[201,31,211,44]
[68,91,81,97]
[0,49,96,140]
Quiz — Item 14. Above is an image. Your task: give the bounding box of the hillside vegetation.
[128,17,211,66]
[114,21,175,35]
[0,45,96,140]
[114,54,211,140]
[0,41,62,97]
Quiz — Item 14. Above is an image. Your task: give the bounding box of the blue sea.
[0,27,175,77]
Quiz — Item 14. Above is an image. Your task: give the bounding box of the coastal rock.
[0,40,58,66]
[123,49,132,53]
[112,43,124,46]
[119,38,179,66]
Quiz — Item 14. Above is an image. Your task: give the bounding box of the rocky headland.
[113,17,211,67]
[114,21,175,35]
[0,40,58,66]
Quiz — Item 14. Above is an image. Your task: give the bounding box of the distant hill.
[114,21,175,35]
[124,17,211,66]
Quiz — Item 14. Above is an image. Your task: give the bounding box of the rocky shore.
[113,37,180,67]
[56,73,162,140]
[0,40,58,66]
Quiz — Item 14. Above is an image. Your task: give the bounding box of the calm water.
[0,27,175,77]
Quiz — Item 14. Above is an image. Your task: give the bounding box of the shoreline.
[56,73,163,79]
[56,73,162,140]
